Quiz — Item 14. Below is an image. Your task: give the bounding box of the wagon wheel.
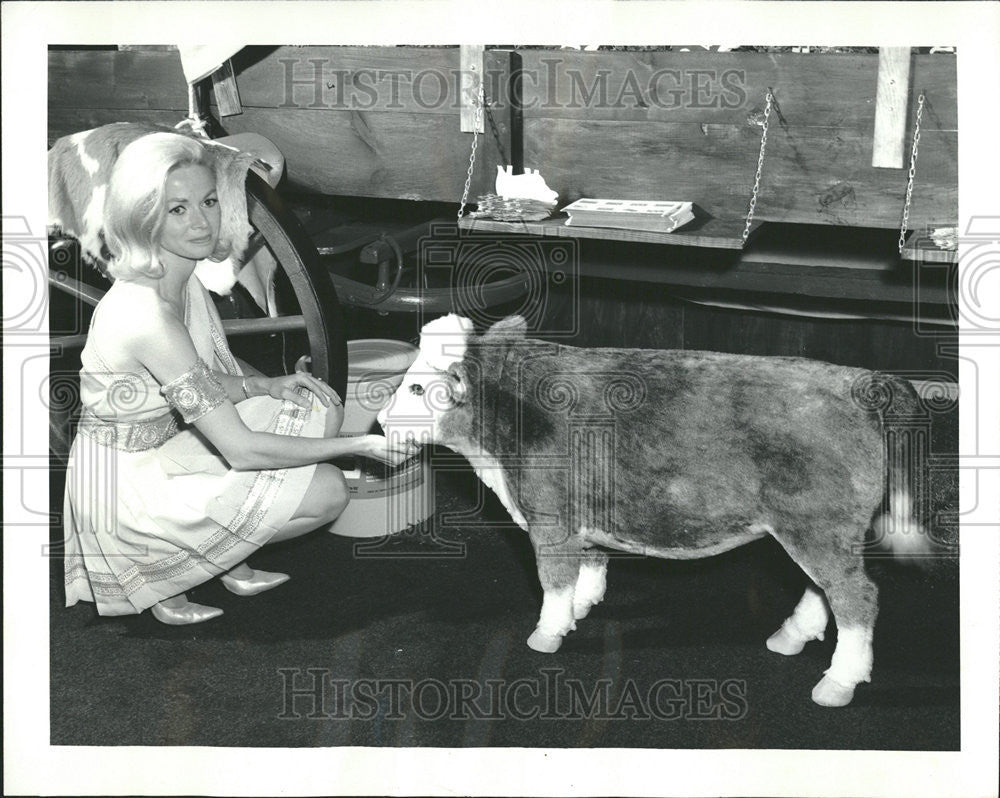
[241,170,348,397]
[48,170,348,460]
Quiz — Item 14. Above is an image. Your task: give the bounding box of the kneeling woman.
[63,132,416,625]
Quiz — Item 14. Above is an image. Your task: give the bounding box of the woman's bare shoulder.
[101,281,168,316]
[94,283,186,345]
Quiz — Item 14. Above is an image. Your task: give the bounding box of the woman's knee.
[315,463,349,523]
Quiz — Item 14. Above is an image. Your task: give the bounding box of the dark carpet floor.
[50,455,959,751]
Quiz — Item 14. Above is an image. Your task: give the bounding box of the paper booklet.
[562,198,696,233]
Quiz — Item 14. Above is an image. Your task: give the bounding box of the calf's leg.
[812,568,877,707]
[766,583,829,655]
[526,535,581,653]
[770,525,878,707]
[573,548,608,620]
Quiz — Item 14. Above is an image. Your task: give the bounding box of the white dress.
[63,274,330,615]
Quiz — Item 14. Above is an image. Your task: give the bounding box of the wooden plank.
[217,107,485,202]
[552,283,687,350]
[517,50,956,130]
[49,48,956,131]
[222,45,467,115]
[569,248,952,305]
[872,47,912,168]
[49,46,473,117]
[46,47,957,225]
[901,231,958,264]
[900,245,956,265]
[459,45,485,133]
[459,214,757,249]
[48,104,956,229]
[682,299,809,359]
[452,223,953,305]
[48,49,189,110]
[679,299,953,371]
[546,278,952,373]
[49,102,955,228]
[525,117,956,229]
[211,59,243,117]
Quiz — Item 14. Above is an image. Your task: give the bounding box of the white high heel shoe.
[150,601,224,625]
[219,568,290,597]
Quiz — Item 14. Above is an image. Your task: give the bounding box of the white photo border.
[4,2,998,796]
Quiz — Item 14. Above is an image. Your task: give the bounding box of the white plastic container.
[328,339,433,538]
[339,339,420,435]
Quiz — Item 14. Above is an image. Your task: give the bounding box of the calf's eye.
[409,384,425,396]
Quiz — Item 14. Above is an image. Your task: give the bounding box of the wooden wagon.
[48,44,958,427]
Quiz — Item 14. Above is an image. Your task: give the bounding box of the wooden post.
[871,47,912,168]
[471,49,523,198]
[460,45,485,133]
[211,59,243,117]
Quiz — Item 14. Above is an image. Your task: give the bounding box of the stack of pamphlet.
[562,198,696,233]
[471,194,556,222]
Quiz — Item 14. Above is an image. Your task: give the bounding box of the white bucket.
[328,339,433,538]
[339,339,419,435]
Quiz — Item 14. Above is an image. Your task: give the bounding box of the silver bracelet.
[241,376,251,400]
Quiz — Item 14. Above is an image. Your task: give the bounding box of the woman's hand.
[355,434,422,466]
[258,373,341,409]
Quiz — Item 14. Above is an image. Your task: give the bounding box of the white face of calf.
[377,314,475,447]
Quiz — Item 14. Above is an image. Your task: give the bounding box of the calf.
[377,314,928,707]
[48,122,281,309]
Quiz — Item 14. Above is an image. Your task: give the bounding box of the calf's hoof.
[527,629,563,653]
[766,625,807,656]
[811,675,856,707]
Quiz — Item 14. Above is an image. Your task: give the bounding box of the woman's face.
[157,163,221,266]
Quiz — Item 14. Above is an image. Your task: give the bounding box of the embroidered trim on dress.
[64,385,322,605]
[197,394,312,561]
[160,357,227,423]
[209,314,241,376]
[77,409,179,452]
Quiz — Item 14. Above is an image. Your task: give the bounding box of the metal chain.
[898,93,925,254]
[458,83,485,221]
[742,89,773,244]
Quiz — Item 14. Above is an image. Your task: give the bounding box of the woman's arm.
[211,369,253,405]
[212,368,339,410]
[217,355,340,409]
[127,309,413,471]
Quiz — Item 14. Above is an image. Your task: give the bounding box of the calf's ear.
[446,362,468,405]
[485,315,528,339]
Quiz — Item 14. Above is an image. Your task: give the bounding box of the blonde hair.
[103,132,230,280]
